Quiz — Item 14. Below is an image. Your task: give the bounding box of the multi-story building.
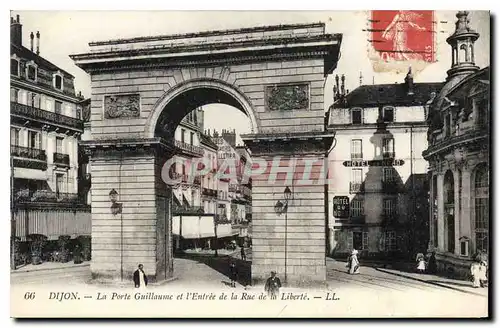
[326,72,443,259]
[10,15,89,249]
[423,11,490,279]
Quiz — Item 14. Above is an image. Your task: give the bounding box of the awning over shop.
[13,168,48,181]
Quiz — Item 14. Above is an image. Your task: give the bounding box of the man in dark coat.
[240,246,246,261]
[264,271,281,300]
[229,262,238,287]
[133,264,148,289]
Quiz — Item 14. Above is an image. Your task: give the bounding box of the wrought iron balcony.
[14,189,80,204]
[349,182,364,194]
[53,152,70,166]
[174,140,203,157]
[172,205,204,215]
[11,145,47,170]
[349,215,366,224]
[11,101,83,131]
[382,180,399,193]
[382,152,395,159]
[202,188,217,197]
[351,153,363,160]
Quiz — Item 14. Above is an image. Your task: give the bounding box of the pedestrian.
[133,264,148,289]
[346,249,360,274]
[73,244,83,264]
[229,262,238,287]
[427,251,437,274]
[240,246,246,261]
[416,253,426,274]
[478,260,488,288]
[264,271,281,300]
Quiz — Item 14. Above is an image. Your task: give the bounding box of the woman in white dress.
[347,249,360,275]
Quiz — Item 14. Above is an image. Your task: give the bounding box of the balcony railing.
[382,180,399,193]
[172,205,204,215]
[174,140,203,157]
[11,145,47,161]
[171,172,201,185]
[382,152,395,159]
[11,101,83,131]
[351,153,363,160]
[14,190,80,204]
[349,182,364,194]
[349,215,366,224]
[202,188,217,197]
[53,153,70,166]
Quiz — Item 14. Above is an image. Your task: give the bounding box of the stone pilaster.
[453,169,461,255]
[436,173,445,252]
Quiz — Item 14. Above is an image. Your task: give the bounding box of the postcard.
[9,10,490,318]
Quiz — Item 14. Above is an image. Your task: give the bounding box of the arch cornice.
[144,78,258,139]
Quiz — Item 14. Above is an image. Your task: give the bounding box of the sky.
[11,10,490,144]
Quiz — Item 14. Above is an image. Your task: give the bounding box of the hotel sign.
[343,159,405,167]
[333,196,350,219]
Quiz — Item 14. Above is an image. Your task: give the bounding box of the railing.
[53,153,70,166]
[11,101,83,131]
[382,180,399,193]
[202,188,217,197]
[11,145,47,161]
[349,182,364,194]
[14,190,80,204]
[172,205,204,215]
[171,172,201,185]
[382,152,395,159]
[214,214,230,225]
[349,215,366,224]
[174,140,203,156]
[351,153,363,160]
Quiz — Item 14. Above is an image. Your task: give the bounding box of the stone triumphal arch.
[71,23,342,286]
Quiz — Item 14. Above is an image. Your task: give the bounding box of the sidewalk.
[11,261,90,274]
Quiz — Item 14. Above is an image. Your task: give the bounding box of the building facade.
[327,73,442,259]
[423,11,490,279]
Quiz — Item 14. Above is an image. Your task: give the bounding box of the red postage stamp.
[368,10,436,73]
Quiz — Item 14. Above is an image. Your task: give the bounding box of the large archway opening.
[152,85,254,286]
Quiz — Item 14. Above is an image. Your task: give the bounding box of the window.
[350,199,364,217]
[10,88,19,103]
[55,100,62,115]
[10,128,20,146]
[54,74,63,90]
[351,108,362,124]
[385,231,397,251]
[352,169,363,184]
[26,63,37,81]
[474,164,489,253]
[351,139,362,159]
[28,131,41,149]
[181,129,185,143]
[193,111,198,125]
[383,168,395,182]
[11,58,19,76]
[56,137,64,153]
[383,198,396,217]
[353,231,369,250]
[382,138,395,158]
[56,173,65,195]
[383,107,395,122]
[190,132,194,145]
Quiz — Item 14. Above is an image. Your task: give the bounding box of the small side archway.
[144,78,259,140]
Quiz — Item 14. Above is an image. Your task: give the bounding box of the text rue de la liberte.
[46,291,340,302]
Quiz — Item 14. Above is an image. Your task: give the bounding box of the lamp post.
[109,188,123,281]
[275,186,292,285]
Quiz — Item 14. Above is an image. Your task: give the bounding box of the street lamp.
[275,186,292,284]
[109,188,123,281]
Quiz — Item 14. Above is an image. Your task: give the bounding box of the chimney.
[405,66,414,95]
[341,74,346,96]
[335,75,340,98]
[10,15,22,47]
[36,31,40,55]
[30,32,34,51]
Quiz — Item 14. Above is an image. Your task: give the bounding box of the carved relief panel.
[265,83,309,111]
[104,94,141,119]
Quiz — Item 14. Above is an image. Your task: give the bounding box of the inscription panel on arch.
[265,83,309,111]
[104,94,141,119]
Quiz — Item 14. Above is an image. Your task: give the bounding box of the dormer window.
[351,108,363,124]
[26,61,37,82]
[53,72,63,91]
[383,106,395,122]
[10,57,19,76]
